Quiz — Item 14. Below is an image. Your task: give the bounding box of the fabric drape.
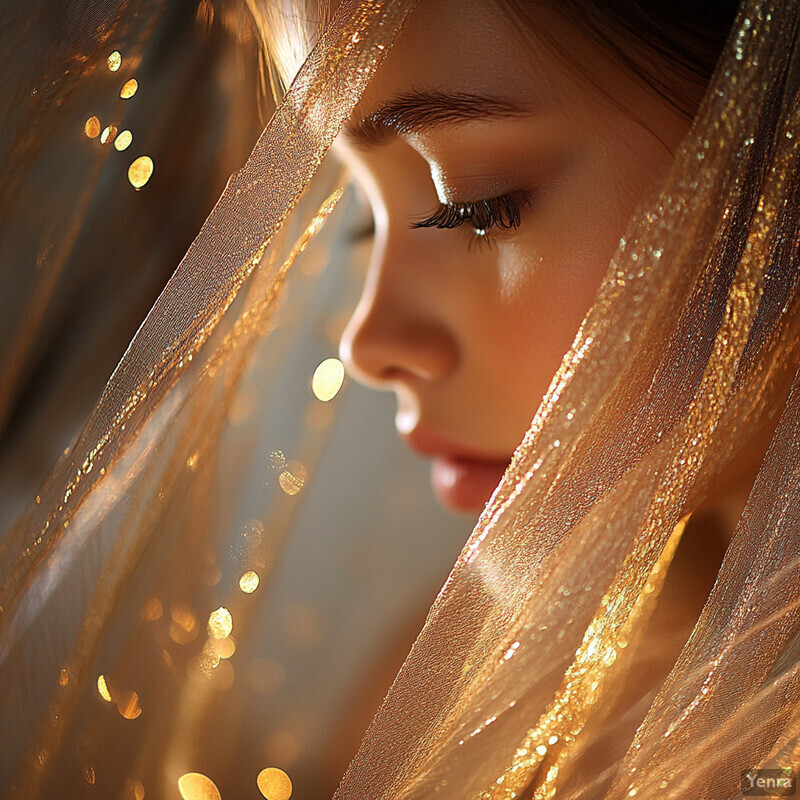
[1,1,799,799]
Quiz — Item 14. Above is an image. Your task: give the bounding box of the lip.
[403,429,511,513]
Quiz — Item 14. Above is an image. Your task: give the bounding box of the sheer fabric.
[334,1,800,797]
[0,2,419,797]
[1,0,800,799]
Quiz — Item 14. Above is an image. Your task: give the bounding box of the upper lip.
[402,426,510,464]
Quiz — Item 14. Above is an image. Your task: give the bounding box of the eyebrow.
[343,90,529,148]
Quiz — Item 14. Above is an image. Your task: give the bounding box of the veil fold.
[332,1,800,797]
[2,0,800,798]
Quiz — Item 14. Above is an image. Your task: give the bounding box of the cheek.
[486,215,622,400]
[488,145,665,387]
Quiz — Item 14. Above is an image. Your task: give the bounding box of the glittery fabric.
[1,0,799,799]
[333,1,800,798]
[0,2,414,797]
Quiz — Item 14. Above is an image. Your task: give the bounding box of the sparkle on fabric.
[240,570,260,593]
[208,607,233,639]
[117,689,142,719]
[212,636,236,659]
[257,767,293,800]
[199,641,221,674]
[114,130,133,151]
[278,463,306,495]
[312,357,345,401]
[97,674,113,702]
[128,156,153,189]
[170,605,199,644]
[120,78,138,98]
[140,597,163,621]
[178,773,221,800]
[84,116,101,138]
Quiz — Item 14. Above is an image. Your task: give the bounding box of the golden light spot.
[58,666,69,686]
[239,571,260,594]
[278,462,306,496]
[85,116,101,138]
[213,636,236,659]
[83,764,96,787]
[311,357,345,402]
[257,767,292,800]
[208,607,233,639]
[120,78,138,99]
[114,130,133,151]
[107,51,122,71]
[100,124,117,144]
[128,155,153,189]
[178,773,221,800]
[127,778,145,799]
[187,452,199,470]
[117,689,142,720]
[140,597,163,621]
[170,605,199,644]
[97,674,114,702]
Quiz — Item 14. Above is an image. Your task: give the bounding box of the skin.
[328,0,774,518]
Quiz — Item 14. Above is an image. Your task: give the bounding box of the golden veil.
[1,0,800,799]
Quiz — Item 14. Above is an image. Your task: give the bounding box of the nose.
[339,229,459,389]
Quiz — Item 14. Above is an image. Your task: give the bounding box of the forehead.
[357,0,551,110]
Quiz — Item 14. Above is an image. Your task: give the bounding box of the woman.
[331,0,766,517]
[1,0,798,798]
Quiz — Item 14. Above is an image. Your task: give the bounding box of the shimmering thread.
[478,517,688,799]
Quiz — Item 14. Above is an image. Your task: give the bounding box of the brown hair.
[502,0,742,121]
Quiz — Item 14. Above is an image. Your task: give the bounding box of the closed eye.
[410,190,531,234]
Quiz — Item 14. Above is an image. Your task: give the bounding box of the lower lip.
[431,456,510,513]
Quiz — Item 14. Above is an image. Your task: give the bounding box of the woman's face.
[333,0,692,514]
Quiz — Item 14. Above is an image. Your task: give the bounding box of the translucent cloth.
[2,0,800,799]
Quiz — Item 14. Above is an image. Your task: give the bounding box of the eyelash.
[411,190,531,246]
